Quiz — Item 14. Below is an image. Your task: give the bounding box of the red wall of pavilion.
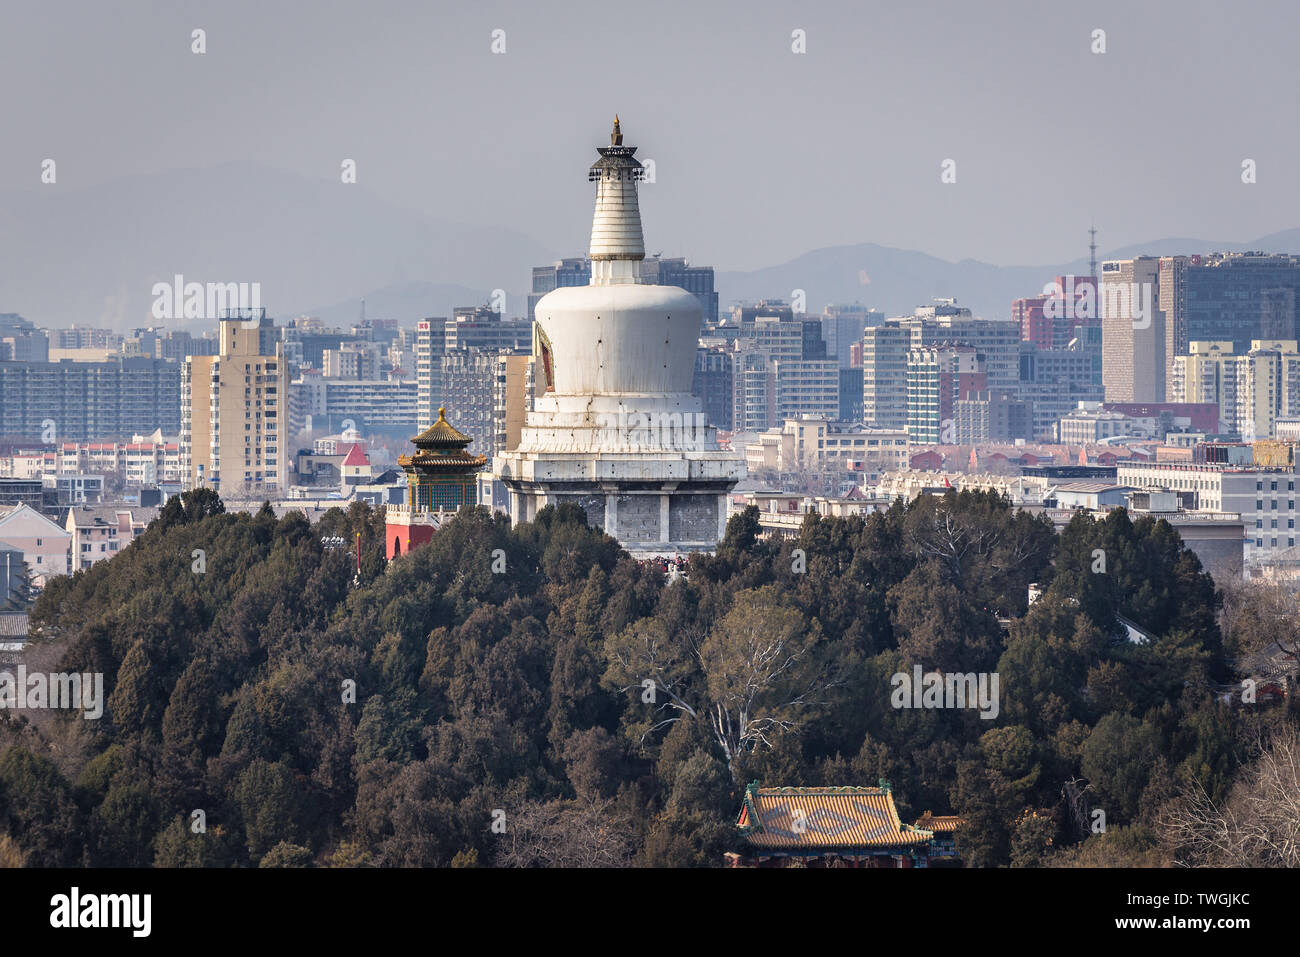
[385,517,436,559]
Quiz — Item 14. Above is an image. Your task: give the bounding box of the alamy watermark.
[50,887,150,937]
[595,410,709,451]
[151,274,261,321]
[0,667,104,719]
[1095,271,1156,330]
[890,666,999,720]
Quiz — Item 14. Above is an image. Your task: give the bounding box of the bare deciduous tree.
[1161,726,1300,867]
[0,834,25,868]
[605,585,837,780]
[493,797,634,868]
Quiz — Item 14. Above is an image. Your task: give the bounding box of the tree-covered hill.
[0,488,1290,868]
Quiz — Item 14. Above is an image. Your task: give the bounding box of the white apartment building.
[57,435,183,485]
[772,359,840,422]
[745,418,908,474]
[415,318,442,432]
[0,451,56,479]
[1056,403,1144,444]
[1171,340,1300,439]
[322,343,381,380]
[873,470,1050,507]
[290,378,418,431]
[1116,461,1298,563]
[862,321,910,430]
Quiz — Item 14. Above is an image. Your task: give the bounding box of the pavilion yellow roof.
[400,405,486,475]
[411,407,472,449]
[913,812,964,834]
[737,784,932,850]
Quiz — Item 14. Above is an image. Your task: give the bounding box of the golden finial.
[611,115,622,146]
[437,406,447,420]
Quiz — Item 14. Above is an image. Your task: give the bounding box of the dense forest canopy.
[0,487,1293,868]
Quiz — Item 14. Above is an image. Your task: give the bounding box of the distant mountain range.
[4,162,1299,329]
[0,162,555,330]
[715,229,1300,322]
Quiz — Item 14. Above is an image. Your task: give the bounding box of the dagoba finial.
[611,115,622,146]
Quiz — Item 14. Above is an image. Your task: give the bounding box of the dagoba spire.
[588,115,644,284]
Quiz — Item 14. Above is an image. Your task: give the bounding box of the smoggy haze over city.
[3,0,1299,326]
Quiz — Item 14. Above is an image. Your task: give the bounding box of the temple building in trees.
[386,406,485,558]
[726,782,961,868]
[913,811,964,864]
[494,118,744,558]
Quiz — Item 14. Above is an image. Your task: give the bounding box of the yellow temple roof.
[736,784,933,850]
[411,407,472,449]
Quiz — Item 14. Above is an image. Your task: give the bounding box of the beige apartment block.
[181,314,288,495]
[0,503,72,586]
[1172,339,1300,439]
[1101,257,1165,402]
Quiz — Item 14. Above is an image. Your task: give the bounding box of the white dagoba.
[494,118,745,557]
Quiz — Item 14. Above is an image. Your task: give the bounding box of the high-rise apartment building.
[322,343,381,380]
[907,302,1018,391]
[0,314,49,363]
[494,354,535,458]
[446,307,532,353]
[181,312,288,493]
[730,300,794,329]
[862,303,1016,433]
[1160,253,1300,387]
[862,321,910,430]
[0,357,180,441]
[693,347,734,432]
[955,389,1031,444]
[439,350,500,459]
[55,326,122,351]
[288,378,418,435]
[724,308,833,433]
[906,345,987,445]
[639,256,719,327]
[731,347,776,435]
[1012,275,1099,351]
[821,304,884,369]
[1017,339,1106,439]
[415,318,447,431]
[1171,341,1230,408]
[772,359,840,422]
[158,331,220,361]
[736,314,821,361]
[427,310,530,443]
[1172,339,1300,439]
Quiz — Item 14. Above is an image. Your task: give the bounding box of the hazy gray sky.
[3,0,1297,270]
